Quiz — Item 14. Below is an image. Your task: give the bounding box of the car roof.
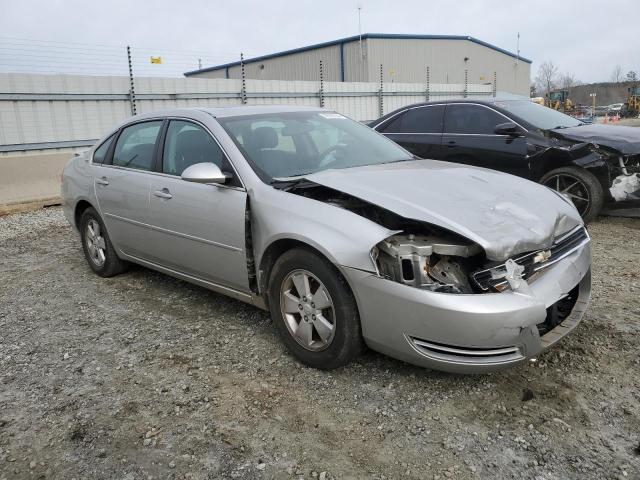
[389,97,530,109]
[131,105,325,122]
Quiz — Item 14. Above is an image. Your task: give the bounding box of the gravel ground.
[1,207,639,480]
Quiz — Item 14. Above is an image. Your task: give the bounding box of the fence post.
[463,69,468,98]
[319,60,325,108]
[378,64,384,117]
[426,66,430,102]
[493,71,497,97]
[126,45,137,115]
[240,52,247,105]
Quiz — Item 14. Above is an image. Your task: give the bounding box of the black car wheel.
[540,166,604,223]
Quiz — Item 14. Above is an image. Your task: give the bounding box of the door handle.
[96,177,109,186]
[153,188,173,199]
[446,141,457,148]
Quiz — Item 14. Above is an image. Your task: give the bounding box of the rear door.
[441,104,529,177]
[378,105,445,159]
[94,120,163,258]
[145,119,249,292]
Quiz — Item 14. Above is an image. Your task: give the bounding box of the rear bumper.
[342,240,591,374]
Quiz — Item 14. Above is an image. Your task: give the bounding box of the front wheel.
[268,248,365,370]
[540,166,604,223]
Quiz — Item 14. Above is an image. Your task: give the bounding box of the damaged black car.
[371,99,640,222]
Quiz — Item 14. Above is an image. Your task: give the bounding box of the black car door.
[441,104,530,178]
[377,104,445,159]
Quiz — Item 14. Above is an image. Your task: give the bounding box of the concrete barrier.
[0,152,72,214]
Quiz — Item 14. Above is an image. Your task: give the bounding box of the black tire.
[267,248,365,370]
[79,207,128,277]
[540,166,604,223]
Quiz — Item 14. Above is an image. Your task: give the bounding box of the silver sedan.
[62,106,591,373]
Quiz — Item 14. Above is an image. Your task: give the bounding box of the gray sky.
[1,0,637,83]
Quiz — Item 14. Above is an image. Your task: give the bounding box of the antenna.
[358,3,363,60]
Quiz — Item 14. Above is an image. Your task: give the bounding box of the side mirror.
[181,162,229,184]
[494,122,523,137]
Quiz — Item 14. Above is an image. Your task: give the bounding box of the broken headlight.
[372,233,482,294]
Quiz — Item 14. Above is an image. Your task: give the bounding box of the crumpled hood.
[552,124,640,155]
[304,160,583,261]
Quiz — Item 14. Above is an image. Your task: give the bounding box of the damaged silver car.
[62,106,592,373]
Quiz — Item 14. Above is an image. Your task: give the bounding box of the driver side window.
[162,120,240,187]
[163,121,224,175]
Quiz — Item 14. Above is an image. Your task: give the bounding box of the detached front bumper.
[342,240,591,374]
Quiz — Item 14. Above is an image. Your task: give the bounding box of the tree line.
[531,61,638,97]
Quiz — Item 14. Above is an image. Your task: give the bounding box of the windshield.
[495,100,583,130]
[217,111,413,180]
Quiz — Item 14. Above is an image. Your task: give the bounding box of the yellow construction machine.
[624,86,640,117]
[545,90,575,113]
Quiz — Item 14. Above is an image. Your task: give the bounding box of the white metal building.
[185,33,531,96]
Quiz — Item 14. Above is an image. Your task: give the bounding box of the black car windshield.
[217,111,413,180]
[495,100,583,130]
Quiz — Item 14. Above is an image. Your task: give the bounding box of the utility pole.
[198,58,202,70]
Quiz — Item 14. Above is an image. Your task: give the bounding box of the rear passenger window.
[444,104,505,135]
[382,105,444,134]
[93,134,115,164]
[112,121,162,171]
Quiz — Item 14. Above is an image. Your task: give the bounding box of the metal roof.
[184,33,532,76]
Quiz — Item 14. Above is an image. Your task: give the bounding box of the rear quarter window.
[93,134,116,164]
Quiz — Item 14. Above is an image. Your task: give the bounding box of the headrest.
[176,129,212,152]
[251,127,278,149]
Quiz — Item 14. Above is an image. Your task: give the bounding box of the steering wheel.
[317,144,349,168]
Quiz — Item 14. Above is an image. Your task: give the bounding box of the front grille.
[471,226,589,292]
[409,337,524,365]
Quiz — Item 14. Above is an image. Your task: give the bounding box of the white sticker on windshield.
[319,113,346,119]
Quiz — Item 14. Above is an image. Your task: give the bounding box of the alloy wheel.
[543,173,591,217]
[85,219,107,267]
[280,269,336,351]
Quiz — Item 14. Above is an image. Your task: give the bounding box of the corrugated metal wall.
[366,38,530,96]
[0,73,493,155]
[187,38,530,96]
[226,45,343,82]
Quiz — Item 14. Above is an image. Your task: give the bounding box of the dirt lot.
[0,207,639,480]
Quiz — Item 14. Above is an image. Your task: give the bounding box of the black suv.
[372,99,640,222]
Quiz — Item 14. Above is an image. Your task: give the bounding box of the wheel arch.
[257,237,360,311]
[73,199,97,230]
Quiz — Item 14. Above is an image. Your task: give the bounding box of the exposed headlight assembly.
[372,233,482,294]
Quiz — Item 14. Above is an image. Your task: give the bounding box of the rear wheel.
[540,166,604,223]
[268,248,365,369]
[79,207,128,277]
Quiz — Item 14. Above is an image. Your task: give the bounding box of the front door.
[94,120,163,258]
[441,104,529,178]
[145,119,249,292]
